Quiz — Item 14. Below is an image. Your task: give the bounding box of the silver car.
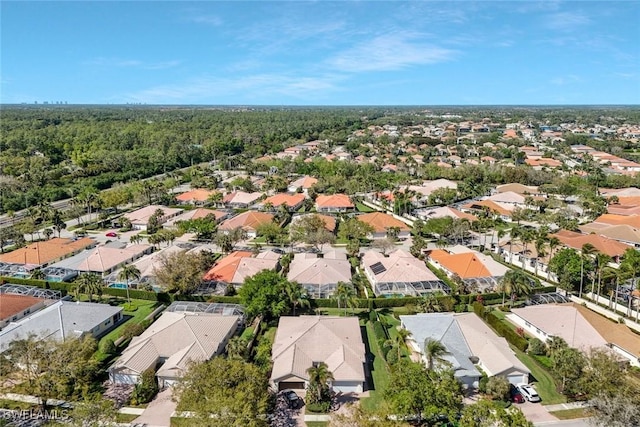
[517,383,541,402]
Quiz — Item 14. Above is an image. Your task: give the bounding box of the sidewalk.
[543,401,590,412]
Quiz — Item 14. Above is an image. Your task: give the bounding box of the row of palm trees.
[72,264,141,303]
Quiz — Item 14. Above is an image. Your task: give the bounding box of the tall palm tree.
[282,281,310,316]
[520,229,535,270]
[423,338,451,371]
[534,237,547,278]
[73,273,103,302]
[593,253,612,296]
[333,282,357,316]
[580,243,597,297]
[118,264,141,304]
[497,269,532,306]
[306,362,334,404]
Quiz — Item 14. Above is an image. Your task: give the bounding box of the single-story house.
[455,313,530,385]
[507,303,640,367]
[175,189,220,206]
[362,249,448,297]
[415,206,477,222]
[0,237,96,268]
[165,208,229,228]
[203,250,280,287]
[222,191,263,209]
[0,293,48,330]
[400,313,481,388]
[109,309,239,387]
[50,244,153,277]
[0,300,123,353]
[288,176,318,194]
[261,193,306,212]
[218,211,275,239]
[427,245,509,291]
[290,213,337,233]
[315,194,354,213]
[552,230,631,262]
[270,316,365,393]
[356,212,411,239]
[287,251,352,298]
[123,205,183,231]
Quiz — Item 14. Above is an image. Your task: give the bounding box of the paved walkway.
[131,388,176,427]
[543,401,590,412]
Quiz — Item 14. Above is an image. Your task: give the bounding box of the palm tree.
[283,281,310,316]
[520,229,534,270]
[225,336,247,360]
[333,282,357,316]
[306,362,334,404]
[118,264,141,304]
[73,273,103,302]
[534,237,547,278]
[580,243,597,297]
[30,269,46,280]
[497,269,532,306]
[593,253,612,297]
[423,338,450,371]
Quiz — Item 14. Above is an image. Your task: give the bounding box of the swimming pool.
[108,283,128,289]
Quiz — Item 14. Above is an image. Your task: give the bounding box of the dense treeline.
[1,106,639,213]
[0,107,365,212]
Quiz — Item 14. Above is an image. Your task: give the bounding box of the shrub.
[485,312,528,352]
[100,338,117,355]
[121,323,145,341]
[122,303,137,312]
[478,374,489,394]
[368,310,378,323]
[454,304,467,313]
[306,401,330,413]
[528,338,547,356]
[386,349,399,365]
[130,368,158,405]
[486,376,510,401]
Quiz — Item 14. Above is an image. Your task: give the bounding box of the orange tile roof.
[525,158,562,167]
[0,294,45,320]
[315,194,354,209]
[428,250,491,279]
[175,188,218,203]
[552,230,630,257]
[219,211,275,232]
[263,193,305,208]
[356,212,410,233]
[203,251,253,282]
[0,237,95,266]
[594,214,640,229]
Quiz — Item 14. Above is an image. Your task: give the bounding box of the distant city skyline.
[1,1,639,105]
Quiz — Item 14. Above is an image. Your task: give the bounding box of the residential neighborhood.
[1,106,640,427]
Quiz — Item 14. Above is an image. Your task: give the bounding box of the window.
[104,320,111,326]
[525,322,531,327]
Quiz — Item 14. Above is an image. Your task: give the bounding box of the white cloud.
[189,15,223,26]
[545,11,591,31]
[327,32,457,73]
[84,57,181,70]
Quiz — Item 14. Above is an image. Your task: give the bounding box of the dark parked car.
[282,390,301,408]
[510,384,525,404]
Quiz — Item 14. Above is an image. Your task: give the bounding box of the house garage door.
[332,381,363,393]
[279,381,305,391]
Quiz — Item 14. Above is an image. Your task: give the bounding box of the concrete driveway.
[519,401,558,424]
[131,388,176,427]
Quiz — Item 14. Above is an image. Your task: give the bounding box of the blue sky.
[1,1,639,105]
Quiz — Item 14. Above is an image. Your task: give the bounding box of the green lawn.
[511,347,566,405]
[316,307,368,317]
[360,322,391,412]
[549,408,590,419]
[305,422,329,427]
[356,202,375,213]
[240,325,255,341]
[95,299,158,362]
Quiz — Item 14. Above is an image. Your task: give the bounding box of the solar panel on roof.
[370,262,387,275]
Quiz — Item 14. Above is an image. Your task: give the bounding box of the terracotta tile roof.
[123,205,183,225]
[356,212,410,233]
[203,251,279,283]
[315,194,354,209]
[222,191,263,206]
[166,208,228,226]
[0,294,45,321]
[289,176,318,189]
[552,231,630,257]
[175,189,218,203]
[219,211,275,232]
[0,237,96,266]
[495,183,539,195]
[427,249,492,278]
[263,193,305,208]
[291,214,336,232]
[594,214,640,229]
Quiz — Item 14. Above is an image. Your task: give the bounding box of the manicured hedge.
[485,312,528,352]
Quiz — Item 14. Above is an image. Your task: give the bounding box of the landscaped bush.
[306,401,330,413]
[100,338,117,355]
[121,323,145,342]
[368,310,378,323]
[130,368,158,406]
[528,338,547,356]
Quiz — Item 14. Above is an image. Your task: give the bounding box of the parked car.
[105,232,118,237]
[282,390,301,409]
[517,383,541,402]
[510,384,525,404]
